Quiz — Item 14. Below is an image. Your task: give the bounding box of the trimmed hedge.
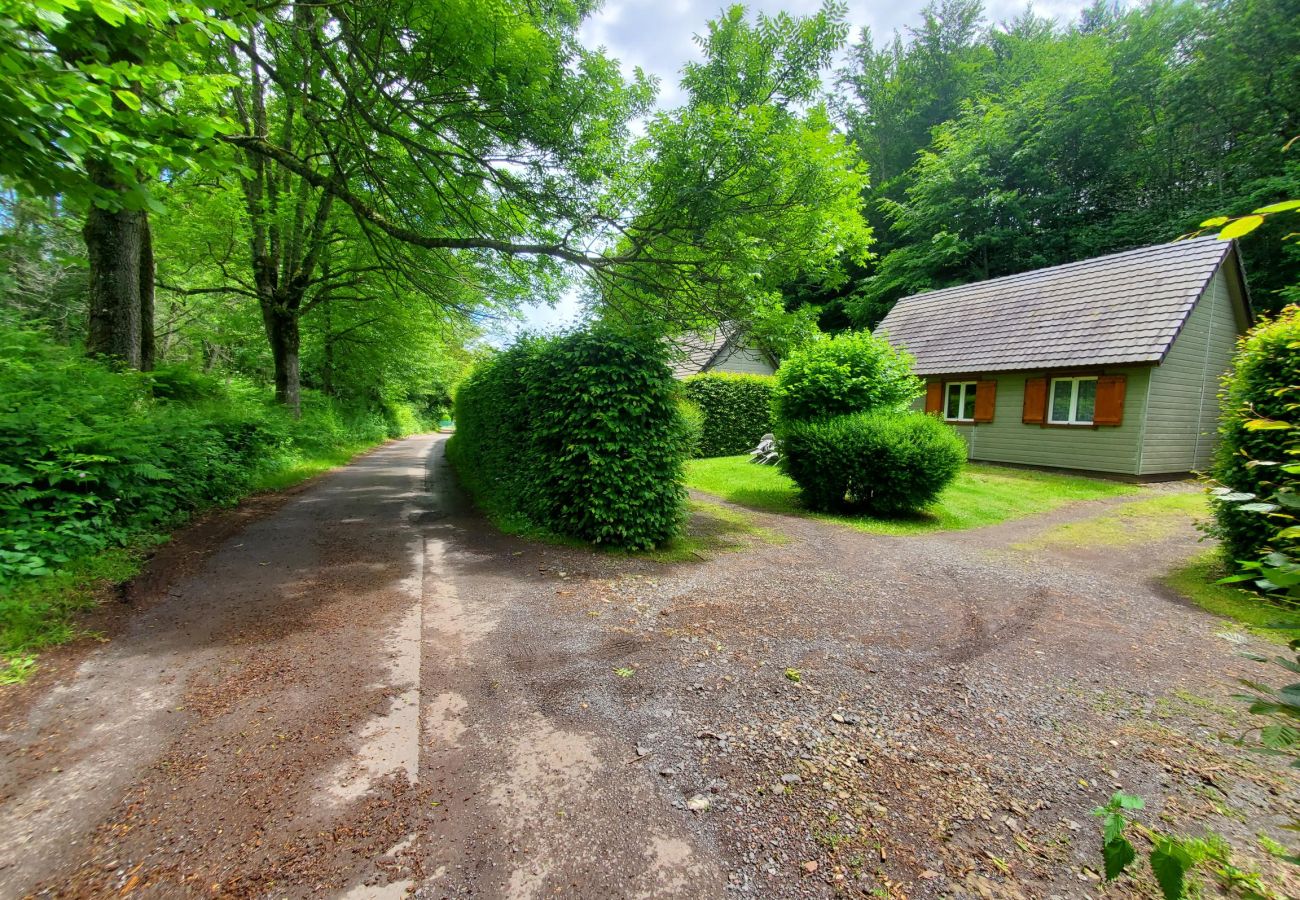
[681,372,775,457]
[1211,305,1300,563]
[779,410,966,515]
[447,329,690,550]
[772,331,922,423]
[677,397,706,459]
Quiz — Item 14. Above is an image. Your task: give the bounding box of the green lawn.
[1164,551,1300,642]
[684,455,1137,535]
[1016,491,1208,550]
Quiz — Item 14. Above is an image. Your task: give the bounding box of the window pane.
[1050,380,1072,422]
[962,384,977,420]
[1075,379,1097,423]
[946,384,962,419]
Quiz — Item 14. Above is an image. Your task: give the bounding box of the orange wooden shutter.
[1093,374,1127,425]
[924,380,943,414]
[1022,377,1047,424]
[973,380,997,423]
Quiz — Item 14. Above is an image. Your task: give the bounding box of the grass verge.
[1015,491,1207,550]
[0,439,393,685]
[640,500,785,563]
[684,456,1136,535]
[1163,550,1300,642]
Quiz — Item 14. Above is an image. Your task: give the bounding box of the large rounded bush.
[1211,305,1300,562]
[448,328,690,550]
[779,410,966,515]
[772,331,922,423]
[681,372,775,457]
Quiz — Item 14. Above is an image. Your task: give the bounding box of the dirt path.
[1,436,1296,899]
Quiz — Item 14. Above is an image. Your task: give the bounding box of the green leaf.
[1115,792,1145,810]
[1103,835,1137,880]
[1219,215,1265,239]
[90,0,126,26]
[113,90,141,111]
[1150,839,1193,900]
[1199,216,1230,227]
[1260,725,1300,749]
[1242,418,1290,431]
[1253,200,1300,214]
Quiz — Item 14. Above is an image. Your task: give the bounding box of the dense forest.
[798,0,1300,329]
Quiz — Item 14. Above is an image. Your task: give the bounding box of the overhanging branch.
[223,134,612,270]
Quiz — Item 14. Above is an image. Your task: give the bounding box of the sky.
[502,0,1098,340]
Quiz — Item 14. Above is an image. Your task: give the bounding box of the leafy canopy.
[772,331,922,423]
[0,0,242,208]
[597,2,871,336]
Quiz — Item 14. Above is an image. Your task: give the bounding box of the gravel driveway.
[0,434,1295,898]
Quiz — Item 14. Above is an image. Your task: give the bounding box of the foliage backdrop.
[681,373,775,458]
[1210,305,1300,588]
[787,0,1300,329]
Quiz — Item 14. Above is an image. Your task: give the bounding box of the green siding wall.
[709,343,776,376]
[925,366,1151,475]
[1139,267,1244,475]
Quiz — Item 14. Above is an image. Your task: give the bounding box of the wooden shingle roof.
[874,237,1235,375]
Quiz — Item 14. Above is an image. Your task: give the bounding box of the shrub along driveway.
[0,435,1295,898]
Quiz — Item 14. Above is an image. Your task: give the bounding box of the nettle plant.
[1094,793,1279,898]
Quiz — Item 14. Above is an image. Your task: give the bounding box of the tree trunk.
[321,296,334,396]
[84,199,144,367]
[263,303,302,417]
[139,214,155,371]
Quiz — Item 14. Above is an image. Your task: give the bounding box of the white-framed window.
[1048,376,1098,425]
[944,381,978,422]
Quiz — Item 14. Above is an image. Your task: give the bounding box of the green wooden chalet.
[875,237,1251,477]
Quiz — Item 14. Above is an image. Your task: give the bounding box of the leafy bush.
[778,410,966,515]
[772,331,923,423]
[0,326,423,588]
[1209,305,1299,581]
[681,372,775,457]
[676,397,706,458]
[448,328,690,549]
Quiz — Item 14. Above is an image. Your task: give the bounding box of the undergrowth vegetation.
[0,326,437,678]
[448,328,691,550]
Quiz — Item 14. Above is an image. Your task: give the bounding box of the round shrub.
[448,328,690,550]
[1211,305,1300,562]
[779,410,966,515]
[681,372,775,457]
[772,330,923,423]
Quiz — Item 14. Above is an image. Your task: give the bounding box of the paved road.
[0,434,724,898]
